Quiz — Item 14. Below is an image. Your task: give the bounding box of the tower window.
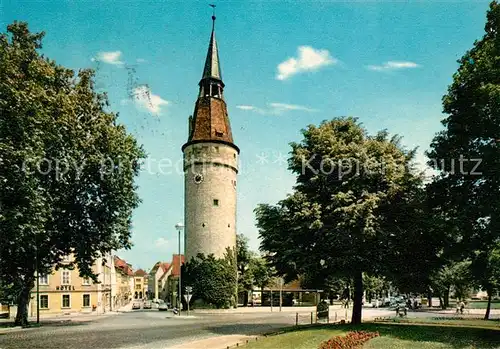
[215,131,223,137]
[213,199,219,206]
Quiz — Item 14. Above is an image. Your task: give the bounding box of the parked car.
[143,301,152,309]
[132,302,141,310]
[158,303,169,311]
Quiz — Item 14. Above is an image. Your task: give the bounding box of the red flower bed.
[319,330,380,349]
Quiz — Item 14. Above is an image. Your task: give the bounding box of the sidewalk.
[168,335,259,349]
[0,301,133,333]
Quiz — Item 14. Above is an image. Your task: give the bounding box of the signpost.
[184,286,193,316]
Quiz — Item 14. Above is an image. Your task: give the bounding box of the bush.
[318,331,380,349]
[317,300,329,319]
[182,248,237,309]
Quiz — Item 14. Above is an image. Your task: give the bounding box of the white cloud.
[236,103,318,115]
[154,237,169,248]
[132,85,169,114]
[136,58,147,63]
[276,46,337,80]
[269,103,318,113]
[236,105,257,111]
[366,61,420,71]
[92,51,124,65]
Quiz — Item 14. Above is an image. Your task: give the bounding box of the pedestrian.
[459,300,465,314]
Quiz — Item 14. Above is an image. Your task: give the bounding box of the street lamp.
[175,222,184,315]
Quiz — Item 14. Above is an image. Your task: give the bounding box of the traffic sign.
[184,294,192,303]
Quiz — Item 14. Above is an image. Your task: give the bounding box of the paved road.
[0,309,300,349]
[0,307,494,349]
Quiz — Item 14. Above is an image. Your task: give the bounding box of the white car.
[158,303,169,311]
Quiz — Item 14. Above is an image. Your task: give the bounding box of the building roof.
[150,261,170,275]
[202,19,222,81]
[182,15,237,153]
[114,256,134,276]
[170,254,185,277]
[134,269,147,277]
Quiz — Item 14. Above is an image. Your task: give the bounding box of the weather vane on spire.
[209,3,216,24]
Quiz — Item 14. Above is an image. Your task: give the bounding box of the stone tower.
[182,14,239,262]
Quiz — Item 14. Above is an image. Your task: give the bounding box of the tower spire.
[210,3,216,30]
[183,4,238,152]
[202,4,222,81]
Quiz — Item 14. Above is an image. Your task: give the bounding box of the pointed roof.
[134,269,147,277]
[182,15,239,153]
[161,262,170,272]
[201,25,222,81]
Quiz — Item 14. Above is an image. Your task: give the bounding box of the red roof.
[114,256,134,276]
[170,254,185,277]
[134,269,147,277]
[161,263,170,272]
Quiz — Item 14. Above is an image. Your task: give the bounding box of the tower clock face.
[193,173,204,184]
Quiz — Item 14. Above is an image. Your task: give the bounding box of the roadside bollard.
[296,312,298,326]
[335,312,337,321]
[310,312,313,324]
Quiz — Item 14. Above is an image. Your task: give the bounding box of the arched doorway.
[134,292,138,299]
[139,291,143,299]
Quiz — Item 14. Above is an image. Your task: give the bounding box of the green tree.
[426,1,500,319]
[251,257,272,297]
[471,244,500,319]
[363,274,387,303]
[255,117,424,324]
[0,22,145,325]
[430,260,473,309]
[236,234,255,306]
[182,249,238,309]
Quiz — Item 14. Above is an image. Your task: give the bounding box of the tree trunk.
[15,278,34,327]
[351,271,363,325]
[438,295,445,309]
[243,291,249,307]
[444,287,450,308]
[427,290,432,308]
[484,288,492,320]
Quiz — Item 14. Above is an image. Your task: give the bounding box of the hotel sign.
[56,285,75,291]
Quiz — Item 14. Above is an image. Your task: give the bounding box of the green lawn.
[462,301,500,309]
[244,321,500,349]
[390,317,500,329]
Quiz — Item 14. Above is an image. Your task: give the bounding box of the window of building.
[39,274,49,285]
[82,294,90,308]
[136,285,142,290]
[61,270,71,285]
[82,277,91,285]
[39,295,48,309]
[62,294,70,308]
[213,199,219,206]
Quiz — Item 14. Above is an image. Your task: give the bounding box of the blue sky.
[2,0,492,271]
